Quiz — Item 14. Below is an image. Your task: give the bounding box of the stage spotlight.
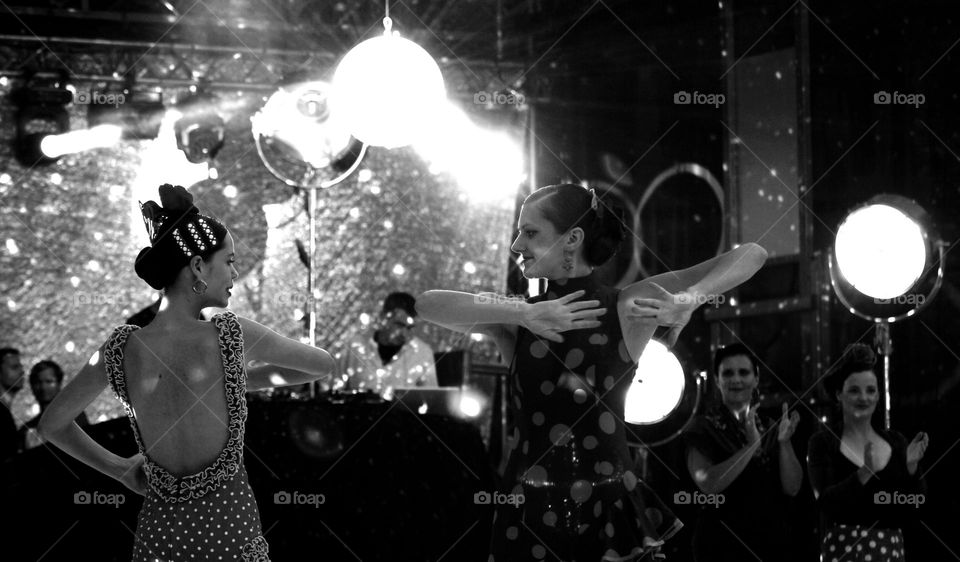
[457,389,484,418]
[174,91,225,163]
[625,340,703,447]
[9,74,73,166]
[39,124,123,158]
[253,80,353,169]
[332,16,445,148]
[625,340,685,425]
[252,78,366,187]
[829,194,943,322]
[87,87,165,140]
[828,193,945,427]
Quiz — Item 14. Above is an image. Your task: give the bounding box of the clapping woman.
[807,343,929,561]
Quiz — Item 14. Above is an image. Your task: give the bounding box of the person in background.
[340,291,437,394]
[0,347,25,461]
[807,343,929,561]
[682,343,802,561]
[20,360,89,450]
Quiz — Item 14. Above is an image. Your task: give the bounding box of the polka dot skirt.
[105,312,271,561]
[822,524,904,562]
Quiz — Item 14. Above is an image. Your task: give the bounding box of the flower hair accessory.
[138,184,200,243]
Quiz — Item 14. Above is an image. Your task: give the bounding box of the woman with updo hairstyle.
[39,184,338,561]
[807,343,930,561]
[417,183,768,561]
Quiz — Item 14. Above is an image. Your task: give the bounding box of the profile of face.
[716,354,759,406]
[192,232,239,308]
[0,353,25,393]
[376,309,414,346]
[30,367,61,406]
[510,199,581,280]
[836,370,878,421]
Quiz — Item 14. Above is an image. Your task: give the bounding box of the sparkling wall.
[0,85,516,426]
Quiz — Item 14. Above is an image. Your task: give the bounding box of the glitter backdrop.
[0,83,518,426]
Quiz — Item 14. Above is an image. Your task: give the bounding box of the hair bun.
[134,246,168,290]
[158,184,199,216]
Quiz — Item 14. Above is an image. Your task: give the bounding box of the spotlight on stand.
[174,89,226,163]
[828,193,945,428]
[87,84,165,140]
[252,74,369,399]
[625,340,703,447]
[252,77,365,187]
[9,71,72,166]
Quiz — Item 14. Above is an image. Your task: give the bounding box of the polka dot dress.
[490,272,682,562]
[822,524,904,561]
[105,311,271,561]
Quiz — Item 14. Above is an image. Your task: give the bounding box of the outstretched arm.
[417,289,606,363]
[627,242,768,298]
[239,317,338,390]
[39,345,147,495]
[621,243,768,346]
[416,290,605,343]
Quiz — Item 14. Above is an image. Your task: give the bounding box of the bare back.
[121,320,231,476]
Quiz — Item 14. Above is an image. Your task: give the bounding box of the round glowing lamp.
[625,340,686,425]
[835,203,927,299]
[332,17,445,148]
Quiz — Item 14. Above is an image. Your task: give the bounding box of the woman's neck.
[842,415,876,439]
[551,263,594,282]
[149,293,206,329]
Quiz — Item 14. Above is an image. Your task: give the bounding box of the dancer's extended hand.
[523,290,606,343]
[628,282,699,347]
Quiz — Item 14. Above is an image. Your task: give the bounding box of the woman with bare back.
[40,184,337,561]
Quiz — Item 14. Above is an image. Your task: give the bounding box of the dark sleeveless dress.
[489,271,682,562]
[104,310,270,561]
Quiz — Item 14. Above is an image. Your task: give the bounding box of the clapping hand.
[524,290,606,343]
[777,402,800,443]
[906,431,930,475]
[744,407,761,445]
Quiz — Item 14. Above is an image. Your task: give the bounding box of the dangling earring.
[562,249,574,271]
[192,279,208,295]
